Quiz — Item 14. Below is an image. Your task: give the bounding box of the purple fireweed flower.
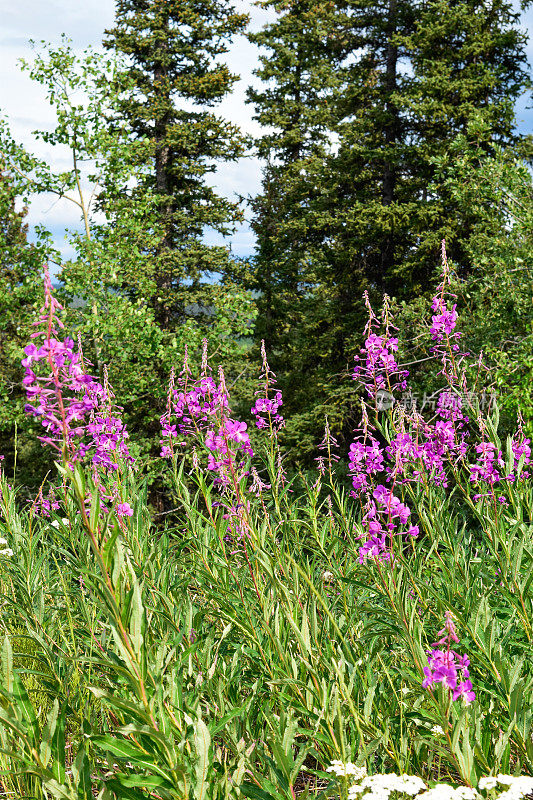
[224,419,252,446]
[436,391,469,426]
[33,485,60,518]
[469,440,505,486]
[511,430,532,480]
[205,429,229,455]
[433,664,458,690]
[452,680,475,703]
[422,667,434,689]
[422,613,474,703]
[159,364,230,457]
[161,347,254,504]
[353,293,408,405]
[205,419,253,464]
[348,436,384,496]
[512,436,531,464]
[251,392,284,430]
[22,268,134,472]
[317,418,341,467]
[427,242,472,394]
[222,501,251,541]
[356,485,417,563]
[315,455,326,477]
[116,502,133,518]
[276,449,287,487]
[430,297,459,344]
[385,403,468,489]
[455,654,470,677]
[373,484,410,522]
[251,341,284,431]
[429,243,462,352]
[436,610,459,644]
[249,466,271,494]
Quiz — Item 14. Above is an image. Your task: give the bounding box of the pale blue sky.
[0,0,531,263]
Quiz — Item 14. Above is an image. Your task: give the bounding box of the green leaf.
[194,716,211,800]
[42,779,77,800]
[39,698,59,769]
[2,635,13,693]
[91,735,172,781]
[129,580,144,657]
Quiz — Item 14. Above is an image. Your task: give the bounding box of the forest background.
[1,0,532,503]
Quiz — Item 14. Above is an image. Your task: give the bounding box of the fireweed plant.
[0,246,530,798]
[22,266,135,517]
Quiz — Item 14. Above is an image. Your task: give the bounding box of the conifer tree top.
[105,0,248,107]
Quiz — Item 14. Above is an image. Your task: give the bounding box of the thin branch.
[8,160,83,210]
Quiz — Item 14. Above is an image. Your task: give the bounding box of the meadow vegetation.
[0,250,531,798]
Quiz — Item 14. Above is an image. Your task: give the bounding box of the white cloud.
[0,0,116,47]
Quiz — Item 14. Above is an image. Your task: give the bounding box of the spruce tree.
[247,0,354,446]
[104,0,249,330]
[249,0,531,456]
[328,0,531,301]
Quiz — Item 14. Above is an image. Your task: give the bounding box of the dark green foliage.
[246,0,359,457]
[411,122,532,431]
[103,0,250,329]
[248,0,532,458]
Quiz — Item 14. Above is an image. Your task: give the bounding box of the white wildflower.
[364,793,391,800]
[346,765,367,779]
[50,518,69,528]
[359,775,392,792]
[322,570,334,582]
[455,789,479,800]
[348,783,390,800]
[478,778,498,791]
[497,791,524,800]
[515,777,533,794]
[326,761,367,780]
[431,725,445,736]
[418,784,479,800]
[359,774,426,796]
[417,786,455,800]
[0,535,12,555]
[490,776,533,799]
[393,774,427,795]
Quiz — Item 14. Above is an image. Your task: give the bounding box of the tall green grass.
[0,432,531,799]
